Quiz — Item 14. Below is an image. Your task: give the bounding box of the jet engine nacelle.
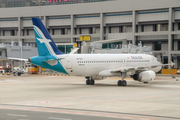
[133,70,156,82]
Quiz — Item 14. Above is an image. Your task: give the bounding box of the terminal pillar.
[100,13,104,40]
[174,56,178,68]
[174,41,178,51]
[168,8,172,69]
[65,28,68,35]
[132,10,136,45]
[49,29,53,35]
[71,14,74,43]
[43,16,47,28]
[77,28,80,35]
[106,26,109,39]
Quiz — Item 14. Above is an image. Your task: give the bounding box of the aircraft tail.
[32,17,63,56]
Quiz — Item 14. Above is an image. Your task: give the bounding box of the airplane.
[9,17,174,86]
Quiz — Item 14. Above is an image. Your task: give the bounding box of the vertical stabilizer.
[32,17,63,56]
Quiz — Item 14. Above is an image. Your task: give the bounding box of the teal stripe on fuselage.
[31,55,68,75]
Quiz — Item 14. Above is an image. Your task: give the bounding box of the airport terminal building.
[0,0,180,68]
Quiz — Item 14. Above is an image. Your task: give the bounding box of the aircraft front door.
[122,59,126,67]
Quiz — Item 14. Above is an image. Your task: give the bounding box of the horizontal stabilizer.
[43,58,64,62]
[43,57,65,66]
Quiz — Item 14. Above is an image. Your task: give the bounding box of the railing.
[0,0,112,8]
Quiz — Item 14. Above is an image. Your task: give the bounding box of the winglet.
[8,57,28,62]
[69,48,79,54]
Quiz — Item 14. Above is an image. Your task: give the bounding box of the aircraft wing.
[151,61,174,68]
[8,57,29,62]
[111,67,135,72]
[110,61,175,73]
[110,67,148,74]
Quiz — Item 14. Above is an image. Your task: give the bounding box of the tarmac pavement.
[0,74,180,120]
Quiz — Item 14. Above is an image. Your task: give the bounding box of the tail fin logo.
[33,25,56,56]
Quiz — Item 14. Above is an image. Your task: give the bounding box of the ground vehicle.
[0,69,5,75]
[0,66,5,74]
[1,66,11,75]
[177,69,180,74]
[13,67,24,76]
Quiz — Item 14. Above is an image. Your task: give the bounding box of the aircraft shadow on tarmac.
[69,81,180,90]
[34,80,179,91]
[70,82,152,88]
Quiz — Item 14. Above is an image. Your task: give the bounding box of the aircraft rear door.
[66,57,72,69]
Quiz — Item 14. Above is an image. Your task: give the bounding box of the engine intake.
[132,71,156,82]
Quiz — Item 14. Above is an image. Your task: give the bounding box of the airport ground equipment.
[0,66,11,75]
[28,66,46,74]
[0,66,5,74]
[2,66,11,75]
[12,68,23,76]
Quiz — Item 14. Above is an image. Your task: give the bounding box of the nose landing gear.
[117,72,127,86]
[117,80,127,86]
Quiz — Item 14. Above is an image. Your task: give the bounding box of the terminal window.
[155,42,161,50]
[178,41,180,50]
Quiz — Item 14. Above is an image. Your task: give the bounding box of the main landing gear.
[117,80,127,86]
[86,77,95,85]
[117,72,127,86]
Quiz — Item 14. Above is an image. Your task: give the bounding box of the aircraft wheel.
[86,79,90,85]
[122,80,127,86]
[144,82,148,84]
[17,72,21,76]
[90,80,95,85]
[117,80,122,86]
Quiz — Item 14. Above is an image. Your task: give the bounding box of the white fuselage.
[58,54,161,77]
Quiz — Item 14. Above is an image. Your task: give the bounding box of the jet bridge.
[80,38,152,55]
